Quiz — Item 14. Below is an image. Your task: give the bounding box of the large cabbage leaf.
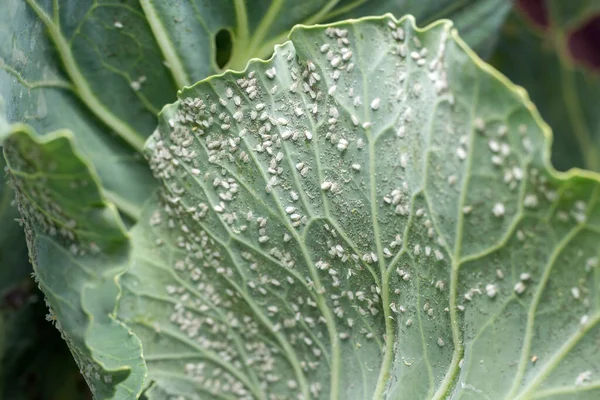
[116,14,600,399]
[2,126,146,399]
[7,13,597,399]
[0,1,512,396]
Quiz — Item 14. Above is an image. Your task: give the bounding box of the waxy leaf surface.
[113,15,600,399]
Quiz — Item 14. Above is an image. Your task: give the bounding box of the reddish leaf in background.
[2,286,29,310]
[568,16,600,70]
[517,0,549,29]
[518,0,600,71]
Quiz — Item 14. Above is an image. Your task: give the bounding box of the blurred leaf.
[0,160,28,295]
[1,285,91,400]
[491,0,600,172]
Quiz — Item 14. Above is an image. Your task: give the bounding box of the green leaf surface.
[0,189,90,400]
[0,0,163,219]
[0,90,30,297]
[114,14,600,399]
[0,0,512,220]
[2,126,147,400]
[491,1,600,172]
[1,2,513,398]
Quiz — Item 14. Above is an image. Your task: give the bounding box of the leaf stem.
[545,2,600,172]
[432,73,483,400]
[245,0,284,60]
[431,261,462,400]
[558,45,600,172]
[139,0,190,90]
[233,0,250,48]
[323,0,368,21]
[370,137,395,399]
[102,189,141,221]
[251,0,342,63]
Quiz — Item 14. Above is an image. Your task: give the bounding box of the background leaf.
[0,158,28,297]
[137,0,512,78]
[0,0,168,218]
[1,284,91,400]
[115,14,600,399]
[0,99,89,400]
[2,126,147,400]
[491,0,600,172]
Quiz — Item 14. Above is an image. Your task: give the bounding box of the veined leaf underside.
[113,14,600,400]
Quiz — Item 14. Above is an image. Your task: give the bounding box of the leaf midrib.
[351,20,395,397]
[139,0,190,90]
[430,54,482,400]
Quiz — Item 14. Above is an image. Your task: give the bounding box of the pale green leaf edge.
[173,12,600,191]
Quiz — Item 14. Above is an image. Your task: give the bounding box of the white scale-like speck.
[370,98,381,110]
